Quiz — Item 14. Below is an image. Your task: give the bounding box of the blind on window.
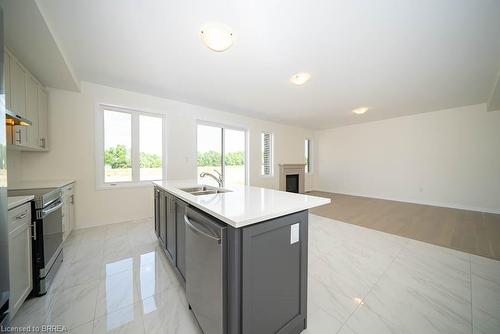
[261,133,272,176]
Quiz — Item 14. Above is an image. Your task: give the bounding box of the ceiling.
[1,0,79,91]
[8,0,500,129]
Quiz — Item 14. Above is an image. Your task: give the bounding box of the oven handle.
[41,199,63,218]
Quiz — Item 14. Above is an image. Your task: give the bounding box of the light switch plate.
[290,223,300,244]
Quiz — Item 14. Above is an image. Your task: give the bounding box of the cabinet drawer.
[8,203,32,233]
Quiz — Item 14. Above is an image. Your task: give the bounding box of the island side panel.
[227,226,242,334]
[241,210,308,334]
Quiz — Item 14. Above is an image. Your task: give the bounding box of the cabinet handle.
[15,129,21,144]
[70,195,74,204]
[40,138,46,148]
[15,211,28,220]
[31,222,37,240]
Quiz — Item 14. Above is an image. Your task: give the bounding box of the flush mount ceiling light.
[290,72,311,86]
[200,23,233,52]
[352,107,369,114]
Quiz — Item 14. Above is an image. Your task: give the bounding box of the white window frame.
[196,120,249,186]
[305,138,312,174]
[260,132,274,177]
[95,104,167,189]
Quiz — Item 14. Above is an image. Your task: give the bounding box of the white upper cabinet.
[26,76,39,148]
[5,49,49,151]
[38,87,48,149]
[4,51,11,110]
[10,56,27,118]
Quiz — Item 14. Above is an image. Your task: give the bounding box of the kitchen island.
[153,180,330,334]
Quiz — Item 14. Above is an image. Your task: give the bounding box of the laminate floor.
[308,191,500,260]
[10,215,500,334]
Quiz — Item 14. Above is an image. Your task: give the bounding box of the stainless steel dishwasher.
[185,207,226,334]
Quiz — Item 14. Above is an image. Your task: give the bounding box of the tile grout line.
[335,237,411,334]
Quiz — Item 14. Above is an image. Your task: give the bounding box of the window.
[261,133,273,176]
[305,139,311,173]
[197,123,247,186]
[97,105,165,187]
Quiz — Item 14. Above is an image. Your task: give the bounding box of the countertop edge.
[153,181,331,228]
[8,195,35,211]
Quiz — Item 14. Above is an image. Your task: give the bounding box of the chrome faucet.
[200,170,224,188]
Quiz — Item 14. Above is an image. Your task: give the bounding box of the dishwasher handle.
[184,215,222,244]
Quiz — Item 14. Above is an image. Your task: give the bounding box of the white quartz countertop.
[8,195,34,210]
[153,180,330,228]
[9,180,75,190]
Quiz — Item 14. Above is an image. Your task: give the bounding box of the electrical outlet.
[290,223,300,244]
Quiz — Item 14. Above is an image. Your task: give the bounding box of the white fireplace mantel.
[279,164,306,193]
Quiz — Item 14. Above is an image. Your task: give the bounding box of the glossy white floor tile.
[11,215,500,334]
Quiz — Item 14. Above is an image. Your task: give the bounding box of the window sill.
[96,181,158,191]
[259,174,275,178]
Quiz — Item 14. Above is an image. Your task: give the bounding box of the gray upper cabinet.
[4,49,49,151]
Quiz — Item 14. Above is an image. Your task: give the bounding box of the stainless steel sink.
[180,185,232,196]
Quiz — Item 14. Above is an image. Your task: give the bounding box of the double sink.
[180,185,232,196]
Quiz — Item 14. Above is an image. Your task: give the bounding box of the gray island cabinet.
[153,181,330,334]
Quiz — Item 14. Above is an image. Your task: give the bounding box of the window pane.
[224,129,246,186]
[197,124,222,186]
[305,139,311,173]
[261,133,272,176]
[140,115,163,181]
[104,110,132,183]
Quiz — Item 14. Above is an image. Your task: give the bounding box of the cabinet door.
[165,194,176,263]
[154,188,160,238]
[10,57,27,118]
[12,125,29,147]
[68,195,75,235]
[26,76,39,148]
[241,210,308,334]
[62,197,69,241]
[4,51,11,110]
[8,213,32,319]
[37,87,48,149]
[159,191,167,247]
[175,200,187,280]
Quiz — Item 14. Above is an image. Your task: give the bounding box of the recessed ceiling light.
[200,23,233,52]
[290,72,311,86]
[352,107,369,114]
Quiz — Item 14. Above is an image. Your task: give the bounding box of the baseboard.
[74,216,153,231]
[310,189,500,215]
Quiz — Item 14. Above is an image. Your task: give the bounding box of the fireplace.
[279,164,305,193]
[286,174,299,193]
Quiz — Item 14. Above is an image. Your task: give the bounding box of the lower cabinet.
[175,199,187,281]
[156,189,177,265]
[165,194,176,262]
[8,202,33,319]
[62,183,75,241]
[154,188,160,238]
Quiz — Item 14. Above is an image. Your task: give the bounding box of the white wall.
[7,150,22,185]
[314,104,500,213]
[16,82,314,229]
